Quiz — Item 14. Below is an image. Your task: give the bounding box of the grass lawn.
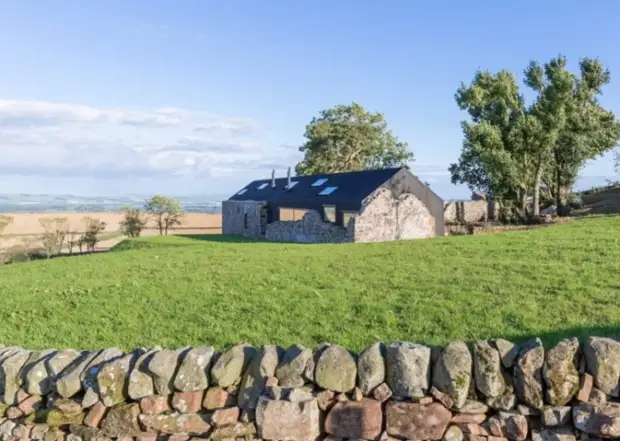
[0,216,619,351]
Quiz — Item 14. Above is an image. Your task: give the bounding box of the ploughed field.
[0,216,618,350]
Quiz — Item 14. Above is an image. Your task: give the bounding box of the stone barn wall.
[265,210,352,243]
[0,336,615,441]
[221,200,265,239]
[444,200,500,223]
[353,187,433,242]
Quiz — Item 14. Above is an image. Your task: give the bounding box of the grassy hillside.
[0,216,619,351]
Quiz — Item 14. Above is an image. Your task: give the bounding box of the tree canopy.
[451,56,620,219]
[295,103,413,176]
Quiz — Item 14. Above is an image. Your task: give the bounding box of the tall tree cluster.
[450,56,620,218]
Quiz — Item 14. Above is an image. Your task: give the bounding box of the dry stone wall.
[1,337,620,441]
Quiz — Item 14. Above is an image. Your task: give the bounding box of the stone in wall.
[0,337,618,441]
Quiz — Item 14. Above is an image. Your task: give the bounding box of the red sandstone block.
[83,401,107,428]
[6,406,24,420]
[430,386,455,409]
[168,436,190,441]
[452,413,486,424]
[172,391,203,414]
[135,433,158,441]
[211,407,240,426]
[18,395,42,415]
[16,389,30,404]
[264,376,278,388]
[372,383,392,403]
[316,390,336,411]
[460,424,489,436]
[325,399,383,440]
[578,373,594,402]
[488,437,509,441]
[140,395,170,415]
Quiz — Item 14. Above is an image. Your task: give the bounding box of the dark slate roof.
[227,167,404,209]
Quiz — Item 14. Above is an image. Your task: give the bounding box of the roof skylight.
[257,183,268,190]
[237,188,248,195]
[318,186,337,195]
[311,178,328,187]
[285,181,299,190]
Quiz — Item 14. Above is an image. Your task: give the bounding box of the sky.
[0,0,619,200]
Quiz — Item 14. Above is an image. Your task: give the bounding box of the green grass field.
[0,216,619,351]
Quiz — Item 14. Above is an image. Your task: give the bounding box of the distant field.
[0,212,222,251]
[0,215,618,351]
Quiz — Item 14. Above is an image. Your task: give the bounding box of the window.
[285,181,299,190]
[323,205,336,223]
[244,213,248,229]
[319,186,337,195]
[237,188,248,195]
[257,183,268,190]
[279,207,307,221]
[342,212,356,228]
[311,178,328,187]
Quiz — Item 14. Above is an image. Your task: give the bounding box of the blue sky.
[0,0,619,200]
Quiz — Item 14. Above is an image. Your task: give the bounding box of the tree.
[0,215,13,234]
[452,57,620,220]
[80,217,106,252]
[450,70,528,220]
[144,195,183,235]
[295,103,413,175]
[119,206,148,237]
[39,217,70,258]
[548,59,620,214]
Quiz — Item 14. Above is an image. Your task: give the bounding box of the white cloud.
[0,99,297,180]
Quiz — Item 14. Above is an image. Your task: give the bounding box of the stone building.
[222,167,445,243]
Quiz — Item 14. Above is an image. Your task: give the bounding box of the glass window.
[285,181,299,190]
[311,178,328,187]
[319,186,337,195]
[257,183,268,190]
[342,212,356,227]
[237,188,248,195]
[323,205,336,223]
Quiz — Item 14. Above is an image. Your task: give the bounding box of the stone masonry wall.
[1,336,618,441]
[222,201,265,239]
[354,188,433,242]
[265,211,352,243]
[444,201,499,224]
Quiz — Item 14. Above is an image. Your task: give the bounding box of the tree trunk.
[554,168,569,216]
[532,159,544,217]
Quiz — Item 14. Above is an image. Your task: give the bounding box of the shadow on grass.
[446,325,620,350]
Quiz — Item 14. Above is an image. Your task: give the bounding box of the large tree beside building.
[295,103,413,176]
[450,56,620,219]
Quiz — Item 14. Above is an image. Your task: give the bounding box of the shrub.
[66,230,81,255]
[80,217,106,252]
[119,206,148,237]
[568,194,584,209]
[145,195,183,235]
[39,217,70,259]
[0,215,13,234]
